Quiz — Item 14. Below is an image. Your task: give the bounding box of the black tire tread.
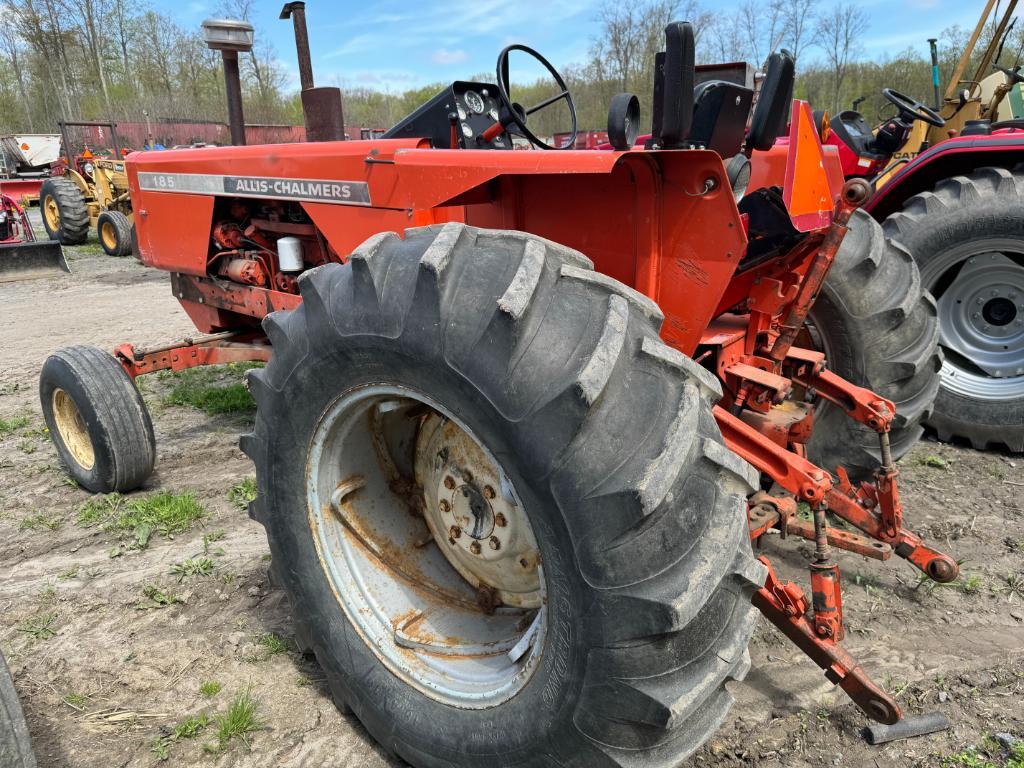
[0,651,36,768]
[807,209,941,478]
[40,345,155,493]
[242,222,765,767]
[39,177,89,245]
[882,165,1024,452]
[97,210,132,257]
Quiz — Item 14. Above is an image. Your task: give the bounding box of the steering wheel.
[882,88,945,127]
[994,63,1024,86]
[494,44,577,150]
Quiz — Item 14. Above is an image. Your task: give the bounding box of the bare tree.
[816,2,869,111]
[0,1,34,128]
[782,0,819,64]
[738,0,786,65]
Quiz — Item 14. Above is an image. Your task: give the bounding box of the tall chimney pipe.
[281,2,346,141]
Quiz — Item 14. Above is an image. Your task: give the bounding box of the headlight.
[84,162,94,175]
[726,154,752,202]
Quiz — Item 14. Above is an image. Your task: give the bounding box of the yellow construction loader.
[39,121,134,257]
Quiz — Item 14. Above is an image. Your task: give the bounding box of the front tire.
[97,210,132,257]
[807,209,942,479]
[882,166,1024,451]
[39,346,155,493]
[39,177,89,245]
[243,223,765,767]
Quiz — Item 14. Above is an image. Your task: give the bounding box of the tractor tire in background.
[807,209,942,481]
[0,650,36,768]
[97,211,133,257]
[39,177,89,246]
[243,223,766,768]
[39,345,156,493]
[882,166,1024,452]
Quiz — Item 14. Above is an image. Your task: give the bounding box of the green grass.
[76,491,205,549]
[205,686,260,754]
[169,557,215,581]
[17,612,57,640]
[228,477,258,510]
[918,454,950,469]
[63,692,89,709]
[0,415,30,437]
[161,363,259,415]
[942,741,1024,768]
[257,632,290,656]
[20,511,62,531]
[137,584,183,610]
[152,712,211,761]
[199,680,222,698]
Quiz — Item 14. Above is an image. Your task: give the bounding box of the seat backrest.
[652,22,695,148]
[747,49,795,152]
[689,80,754,156]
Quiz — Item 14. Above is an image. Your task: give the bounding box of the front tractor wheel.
[243,223,765,767]
[39,177,89,246]
[39,346,155,493]
[97,210,133,257]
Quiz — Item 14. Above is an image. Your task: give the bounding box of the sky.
[175,0,1006,93]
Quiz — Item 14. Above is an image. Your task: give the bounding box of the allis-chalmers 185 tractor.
[40,21,959,766]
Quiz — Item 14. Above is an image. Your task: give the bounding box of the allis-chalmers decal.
[137,171,371,205]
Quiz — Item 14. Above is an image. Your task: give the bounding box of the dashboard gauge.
[489,108,499,121]
[457,106,467,121]
[464,90,485,114]
[461,123,473,138]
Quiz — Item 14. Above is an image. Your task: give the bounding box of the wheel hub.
[932,250,1024,399]
[417,414,541,609]
[306,386,545,708]
[51,388,94,470]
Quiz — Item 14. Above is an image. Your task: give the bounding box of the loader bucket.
[0,241,69,283]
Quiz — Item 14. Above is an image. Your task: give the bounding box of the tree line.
[0,0,1018,141]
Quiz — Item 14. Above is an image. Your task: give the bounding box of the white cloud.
[432,48,468,65]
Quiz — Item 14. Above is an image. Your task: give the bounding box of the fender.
[866,132,1024,220]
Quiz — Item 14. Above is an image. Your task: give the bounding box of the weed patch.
[205,686,260,754]
[161,363,260,415]
[170,557,215,581]
[77,491,205,548]
[137,584,183,610]
[17,612,57,640]
[228,477,257,510]
[0,415,30,437]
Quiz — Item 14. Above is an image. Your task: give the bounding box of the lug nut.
[469,541,481,555]
[449,525,461,539]
[489,536,501,550]
[444,476,456,490]
[440,499,451,512]
[494,512,507,527]
[462,470,473,483]
[519,557,530,568]
[483,485,495,499]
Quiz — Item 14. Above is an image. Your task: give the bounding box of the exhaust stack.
[280,2,346,141]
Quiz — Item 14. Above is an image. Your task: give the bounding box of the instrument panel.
[383,80,513,150]
[454,84,507,147]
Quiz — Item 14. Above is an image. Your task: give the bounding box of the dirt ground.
[0,228,1022,768]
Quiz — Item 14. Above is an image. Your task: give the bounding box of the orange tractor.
[40,18,956,765]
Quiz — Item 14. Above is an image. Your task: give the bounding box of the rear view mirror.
[747,49,795,152]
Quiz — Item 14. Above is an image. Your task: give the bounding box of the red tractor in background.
[748,0,1024,454]
[40,16,957,766]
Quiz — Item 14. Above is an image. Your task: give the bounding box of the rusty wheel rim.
[51,388,94,470]
[307,385,546,707]
[100,220,117,250]
[43,196,60,232]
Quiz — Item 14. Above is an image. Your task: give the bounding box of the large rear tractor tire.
[97,210,133,257]
[243,223,766,767]
[882,166,1024,452]
[807,209,942,480]
[0,651,36,768]
[39,177,89,246]
[39,346,156,493]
